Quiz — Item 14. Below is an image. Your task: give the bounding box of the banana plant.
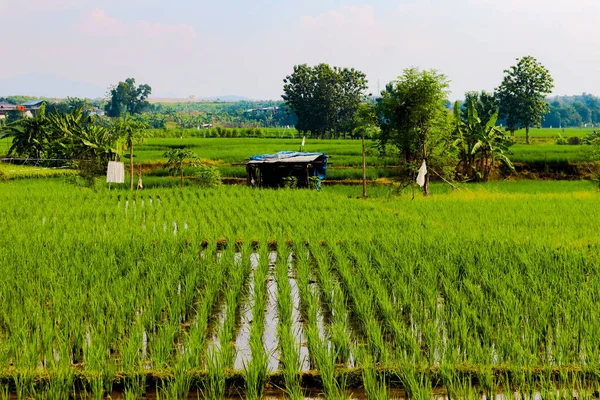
[453,99,514,181]
[1,104,51,160]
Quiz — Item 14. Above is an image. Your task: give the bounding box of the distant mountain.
[0,73,105,99]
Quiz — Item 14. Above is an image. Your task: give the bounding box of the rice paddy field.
[1,178,600,399]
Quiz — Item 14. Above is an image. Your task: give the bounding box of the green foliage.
[496,56,554,143]
[377,67,453,193]
[282,63,368,138]
[188,164,221,188]
[163,148,199,187]
[2,103,51,159]
[461,91,497,128]
[105,78,152,117]
[542,94,600,128]
[453,98,514,181]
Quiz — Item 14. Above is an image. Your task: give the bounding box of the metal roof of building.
[247,151,327,164]
[20,100,46,106]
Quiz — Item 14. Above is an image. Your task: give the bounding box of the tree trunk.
[525,126,530,145]
[129,141,134,190]
[362,130,367,198]
[422,126,429,197]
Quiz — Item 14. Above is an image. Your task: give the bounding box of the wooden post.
[362,130,367,198]
[129,141,134,190]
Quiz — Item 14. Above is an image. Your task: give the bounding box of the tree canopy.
[105,78,152,118]
[377,68,452,195]
[496,56,554,143]
[282,64,368,138]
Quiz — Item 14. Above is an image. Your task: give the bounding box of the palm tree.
[112,119,148,189]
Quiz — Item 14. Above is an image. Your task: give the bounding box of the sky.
[1,0,599,100]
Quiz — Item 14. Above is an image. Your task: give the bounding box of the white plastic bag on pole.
[106,161,125,183]
[416,160,427,187]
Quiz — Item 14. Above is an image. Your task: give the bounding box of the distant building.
[88,108,105,117]
[20,100,46,110]
[0,102,17,119]
[245,106,280,113]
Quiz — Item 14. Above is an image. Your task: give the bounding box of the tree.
[462,91,498,128]
[352,102,380,198]
[496,56,554,144]
[164,149,199,187]
[377,68,452,195]
[105,78,152,117]
[282,64,368,138]
[112,119,148,189]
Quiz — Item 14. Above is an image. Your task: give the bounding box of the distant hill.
[0,73,105,99]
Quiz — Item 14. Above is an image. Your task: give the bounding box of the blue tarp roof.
[249,151,327,162]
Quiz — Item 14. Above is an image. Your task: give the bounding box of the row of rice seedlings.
[274,246,304,399]
[206,245,252,398]
[294,244,348,399]
[311,245,353,367]
[327,245,390,365]
[244,246,270,399]
[263,251,280,373]
[346,242,421,363]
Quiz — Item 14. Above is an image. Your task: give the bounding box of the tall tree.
[105,78,152,118]
[496,56,554,144]
[377,68,451,196]
[282,64,368,138]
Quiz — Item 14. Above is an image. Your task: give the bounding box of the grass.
[1,179,600,397]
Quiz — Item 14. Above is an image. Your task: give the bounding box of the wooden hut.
[246,151,328,189]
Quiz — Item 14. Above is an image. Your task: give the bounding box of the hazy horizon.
[2,0,599,100]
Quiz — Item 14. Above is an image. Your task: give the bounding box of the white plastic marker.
[416,160,427,187]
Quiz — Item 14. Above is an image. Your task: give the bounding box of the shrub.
[583,131,600,145]
[282,176,298,189]
[568,136,582,145]
[189,165,222,188]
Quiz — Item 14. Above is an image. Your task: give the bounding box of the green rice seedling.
[397,363,433,400]
[360,349,389,400]
[205,349,226,400]
[275,246,304,399]
[244,245,270,399]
